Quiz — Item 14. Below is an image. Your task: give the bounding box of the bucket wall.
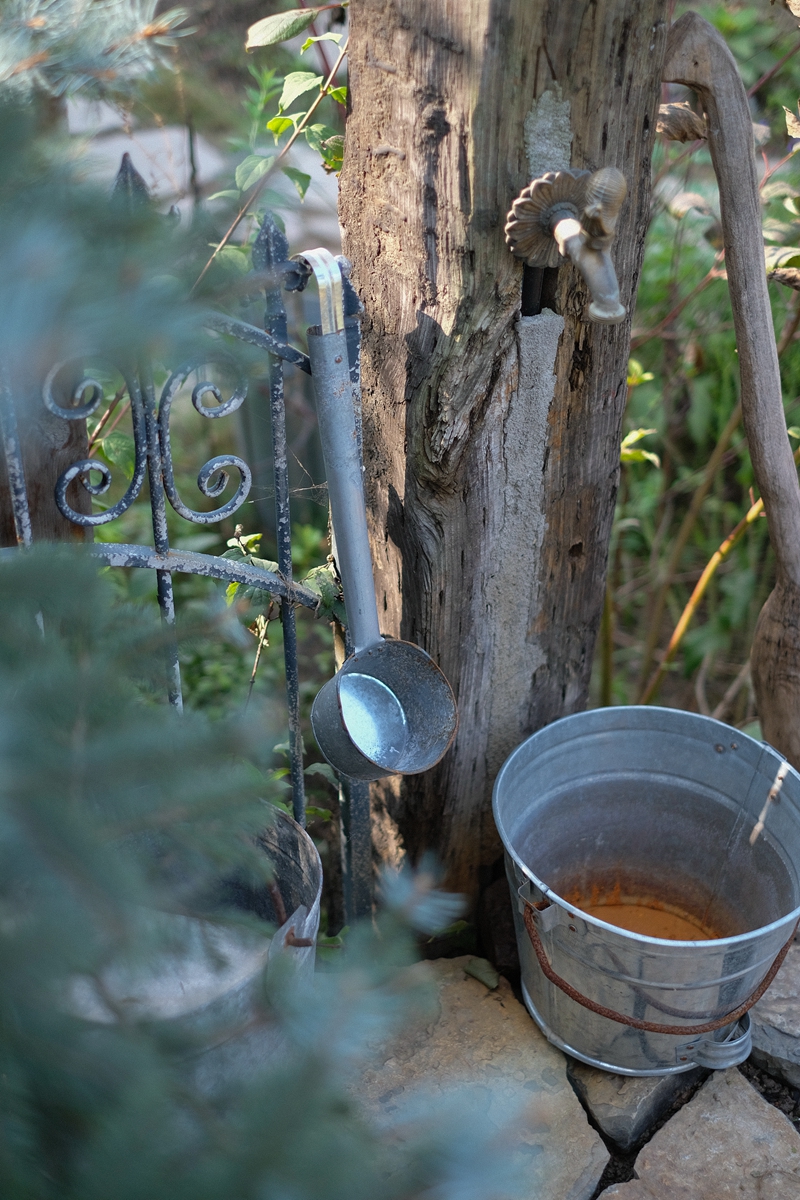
[74,809,322,1095]
[493,707,800,1075]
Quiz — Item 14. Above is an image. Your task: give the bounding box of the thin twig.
[777,292,800,356]
[652,138,705,190]
[760,145,799,192]
[630,263,724,349]
[102,400,131,442]
[297,0,333,78]
[750,761,790,845]
[87,383,127,451]
[747,38,800,97]
[712,659,751,722]
[694,650,712,716]
[245,610,272,709]
[640,488,771,705]
[637,400,742,693]
[191,38,349,294]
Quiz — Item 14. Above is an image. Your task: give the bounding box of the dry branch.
[663,13,800,766]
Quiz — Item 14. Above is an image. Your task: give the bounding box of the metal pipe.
[307,324,381,652]
[552,217,626,324]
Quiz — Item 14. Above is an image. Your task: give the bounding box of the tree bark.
[0,394,90,546]
[339,0,668,895]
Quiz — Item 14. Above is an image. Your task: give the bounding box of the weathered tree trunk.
[339,0,668,895]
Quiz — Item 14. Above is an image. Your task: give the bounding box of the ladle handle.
[307,324,381,652]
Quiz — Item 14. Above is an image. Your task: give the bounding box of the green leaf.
[266,115,295,141]
[328,86,347,106]
[225,581,240,606]
[761,180,799,203]
[206,189,240,202]
[788,427,800,441]
[304,761,338,787]
[249,555,280,575]
[279,71,323,114]
[464,957,500,990]
[317,928,348,949]
[97,431,136,481]
[320,133,345,172]
[301,32,343,52]
[235,153,275,192]
[214,245,251,273]
[621,448,661,468]
[301,563,346,624]
[620,428,660,468]
[227,532,263,552]
[762,217,797,244]
[426,919,471,944]
[304,806,333,821]
[621,427,658,448]
[626,358,654,387]
[282,166,311,199]
[305,123,335,155]
[246,9,320,51]
[765,245,800,270]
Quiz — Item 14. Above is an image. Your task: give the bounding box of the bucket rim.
[492,705,800,948]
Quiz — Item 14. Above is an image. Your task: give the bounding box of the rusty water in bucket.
[492,707,800,1075]
[562,881,724,941]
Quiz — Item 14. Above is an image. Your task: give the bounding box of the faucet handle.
[505,167,628,324]
[580,168,627,250]
[505,168,591,268]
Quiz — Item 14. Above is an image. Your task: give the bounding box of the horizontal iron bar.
[87,544,320,609]
[204,313,311,374]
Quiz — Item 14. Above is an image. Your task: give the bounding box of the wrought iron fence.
[0,161,372,922]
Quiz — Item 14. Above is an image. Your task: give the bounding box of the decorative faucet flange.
[505,167,628,324]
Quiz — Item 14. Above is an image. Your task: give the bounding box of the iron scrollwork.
[49,354,253,529]
[158,357,252,525]
[49,363,149,527]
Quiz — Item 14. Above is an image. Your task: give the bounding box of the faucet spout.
[505,166,628,325]
[553,217,626,324]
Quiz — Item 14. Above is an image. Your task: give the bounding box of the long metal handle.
[301,249,381,652]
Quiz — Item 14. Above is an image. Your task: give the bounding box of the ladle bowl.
[312,639,458,781]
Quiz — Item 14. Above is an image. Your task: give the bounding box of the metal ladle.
[300,249,458,782]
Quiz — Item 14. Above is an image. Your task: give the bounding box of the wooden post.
[0,378,91,546]
[339,0,668,895]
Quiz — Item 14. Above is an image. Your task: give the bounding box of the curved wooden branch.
[663,12,800,585]
[663,13,800,764]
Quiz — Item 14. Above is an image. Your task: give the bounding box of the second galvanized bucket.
[493,707,800,1075]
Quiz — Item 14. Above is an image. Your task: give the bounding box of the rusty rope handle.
[522,904,797,1036]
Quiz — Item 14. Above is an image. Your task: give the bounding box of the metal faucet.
[505,167,627,324]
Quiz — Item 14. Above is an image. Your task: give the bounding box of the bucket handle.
[521,900,797,1036]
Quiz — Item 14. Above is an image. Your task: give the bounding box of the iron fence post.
[254,215,306,827]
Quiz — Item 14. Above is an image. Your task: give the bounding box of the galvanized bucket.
[72,809,322,1093]
[492,707,800,1075]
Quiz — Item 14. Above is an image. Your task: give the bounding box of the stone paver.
[567,1058,704,1152]
[356,956,608,1200]
[602,1067,800,1199]
[751,936,800,1089]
